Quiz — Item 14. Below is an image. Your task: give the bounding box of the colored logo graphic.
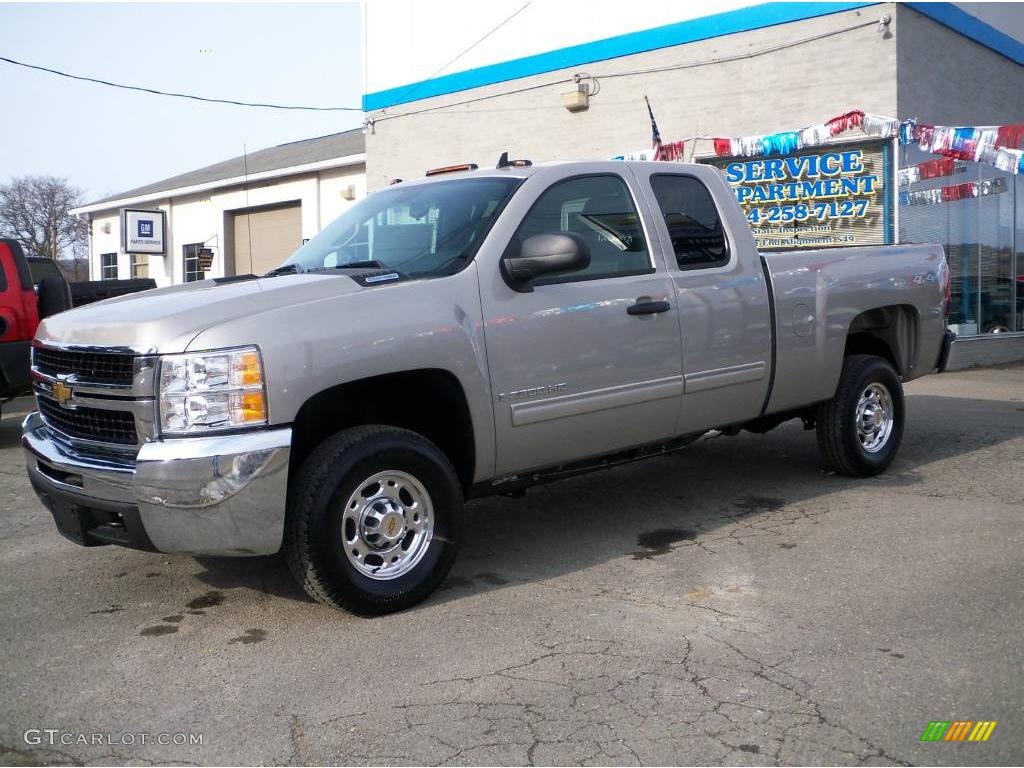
[920,721,997,742]
[138,220,154,238]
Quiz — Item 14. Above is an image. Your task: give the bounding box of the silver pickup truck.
[23,159,951,614]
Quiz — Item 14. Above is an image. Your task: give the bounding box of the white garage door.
[232,203,302,276]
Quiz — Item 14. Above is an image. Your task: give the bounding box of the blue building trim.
[363,2,877,112]
[906,3,1024,68]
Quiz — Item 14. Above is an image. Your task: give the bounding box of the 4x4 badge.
[52,381,73,407]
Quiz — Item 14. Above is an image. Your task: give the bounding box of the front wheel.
[816,355,905,477]
[284,425,463,615]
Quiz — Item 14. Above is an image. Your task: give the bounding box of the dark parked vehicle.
[25,256,74,317]
[71,278,157,307]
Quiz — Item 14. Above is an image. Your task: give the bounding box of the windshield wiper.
[329,260,385,270]
[264,264,301,277]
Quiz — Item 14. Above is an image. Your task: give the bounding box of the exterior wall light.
[562,85,589,113]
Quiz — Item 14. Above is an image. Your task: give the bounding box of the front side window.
[183,244,205,282]
[100,253,118,280]
[651,175,730,269]
[283,177,520,278]
[507,174,651,284]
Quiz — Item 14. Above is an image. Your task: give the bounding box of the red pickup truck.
[0,238,71,414]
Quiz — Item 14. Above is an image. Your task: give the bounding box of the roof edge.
[905,2,1024,68]
[72,152,366,216]
[362,1,878,112]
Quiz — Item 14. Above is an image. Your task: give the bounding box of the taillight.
[938,260,951,317]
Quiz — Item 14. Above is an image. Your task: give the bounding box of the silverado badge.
[52,381,73,407]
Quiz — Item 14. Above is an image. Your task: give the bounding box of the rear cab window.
[651,174,730,270]
[27,259,63,284]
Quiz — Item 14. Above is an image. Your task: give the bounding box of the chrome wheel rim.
[855,382,894,454]
[341,470,433,580]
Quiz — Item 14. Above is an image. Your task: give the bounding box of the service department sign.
[704,140,893,250]
[122,209,166,254]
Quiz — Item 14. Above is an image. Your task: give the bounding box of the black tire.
[37,276,72,318]
[284,425,463,615]
[816,354,904,477]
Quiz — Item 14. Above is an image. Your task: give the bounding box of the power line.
[0,54,362,111]
[396,1,532,103]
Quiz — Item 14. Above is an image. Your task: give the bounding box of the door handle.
[627,298,671,316]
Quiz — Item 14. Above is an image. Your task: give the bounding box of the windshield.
[281,176,521,277]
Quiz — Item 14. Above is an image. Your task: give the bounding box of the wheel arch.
[844,304,920,377]
[289,368,476,493]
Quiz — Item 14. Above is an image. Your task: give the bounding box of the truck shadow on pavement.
[424,390,1024,608]
[184,391,1024,611]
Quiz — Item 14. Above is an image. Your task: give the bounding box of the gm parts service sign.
[706,140,892,250]
[122,209,166,254]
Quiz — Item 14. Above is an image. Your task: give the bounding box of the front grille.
[38,397,137,445]
[33,347,135,386]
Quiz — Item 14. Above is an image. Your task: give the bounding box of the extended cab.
[23,160,951,614]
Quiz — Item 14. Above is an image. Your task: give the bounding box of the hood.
[37,273,370,353]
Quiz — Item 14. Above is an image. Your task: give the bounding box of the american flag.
[646,96,685,162]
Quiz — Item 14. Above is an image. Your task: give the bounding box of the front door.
[479,172,684,477]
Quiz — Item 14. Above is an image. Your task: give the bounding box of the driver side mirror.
[502,233,590,293]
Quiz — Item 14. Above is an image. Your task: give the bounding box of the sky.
[0,3,364,203]
[1,1,1022,207]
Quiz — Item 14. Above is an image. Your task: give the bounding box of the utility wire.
[0,54,361,111]
[395,1,532,103]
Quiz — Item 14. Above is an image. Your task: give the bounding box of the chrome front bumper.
[23,412,291,556]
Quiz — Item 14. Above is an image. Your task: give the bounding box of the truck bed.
[759,243,948,415]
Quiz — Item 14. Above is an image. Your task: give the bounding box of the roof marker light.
[425,163,479,176]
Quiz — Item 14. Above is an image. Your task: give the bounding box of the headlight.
[158,346,268,435]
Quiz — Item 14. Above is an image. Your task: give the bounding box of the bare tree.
[0,175,89,260]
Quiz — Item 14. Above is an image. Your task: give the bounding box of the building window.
[100,253,118,280]
[183,243,205,282]
[131,254,149,279]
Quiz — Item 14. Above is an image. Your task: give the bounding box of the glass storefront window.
[976,164,1015,333]
[1015,175,1024,333]
[899,146,1019,335]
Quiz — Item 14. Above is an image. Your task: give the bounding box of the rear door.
[478,170,684,476]
[636,167,773,433]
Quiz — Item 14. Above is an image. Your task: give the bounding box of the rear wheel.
[284,425,463,615]
[816,355,904,477]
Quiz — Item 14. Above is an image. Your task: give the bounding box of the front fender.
[185,265,495,482]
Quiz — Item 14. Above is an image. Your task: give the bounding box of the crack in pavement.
[275,634,913,766]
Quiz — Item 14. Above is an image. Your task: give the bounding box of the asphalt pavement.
[1,365,1022,766]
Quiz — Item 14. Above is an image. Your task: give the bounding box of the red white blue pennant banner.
[899,177,1009,207]
[709,110,899,158]
[616,109,1024,176]
[705,111,1024,175]
[897,158,966,186]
